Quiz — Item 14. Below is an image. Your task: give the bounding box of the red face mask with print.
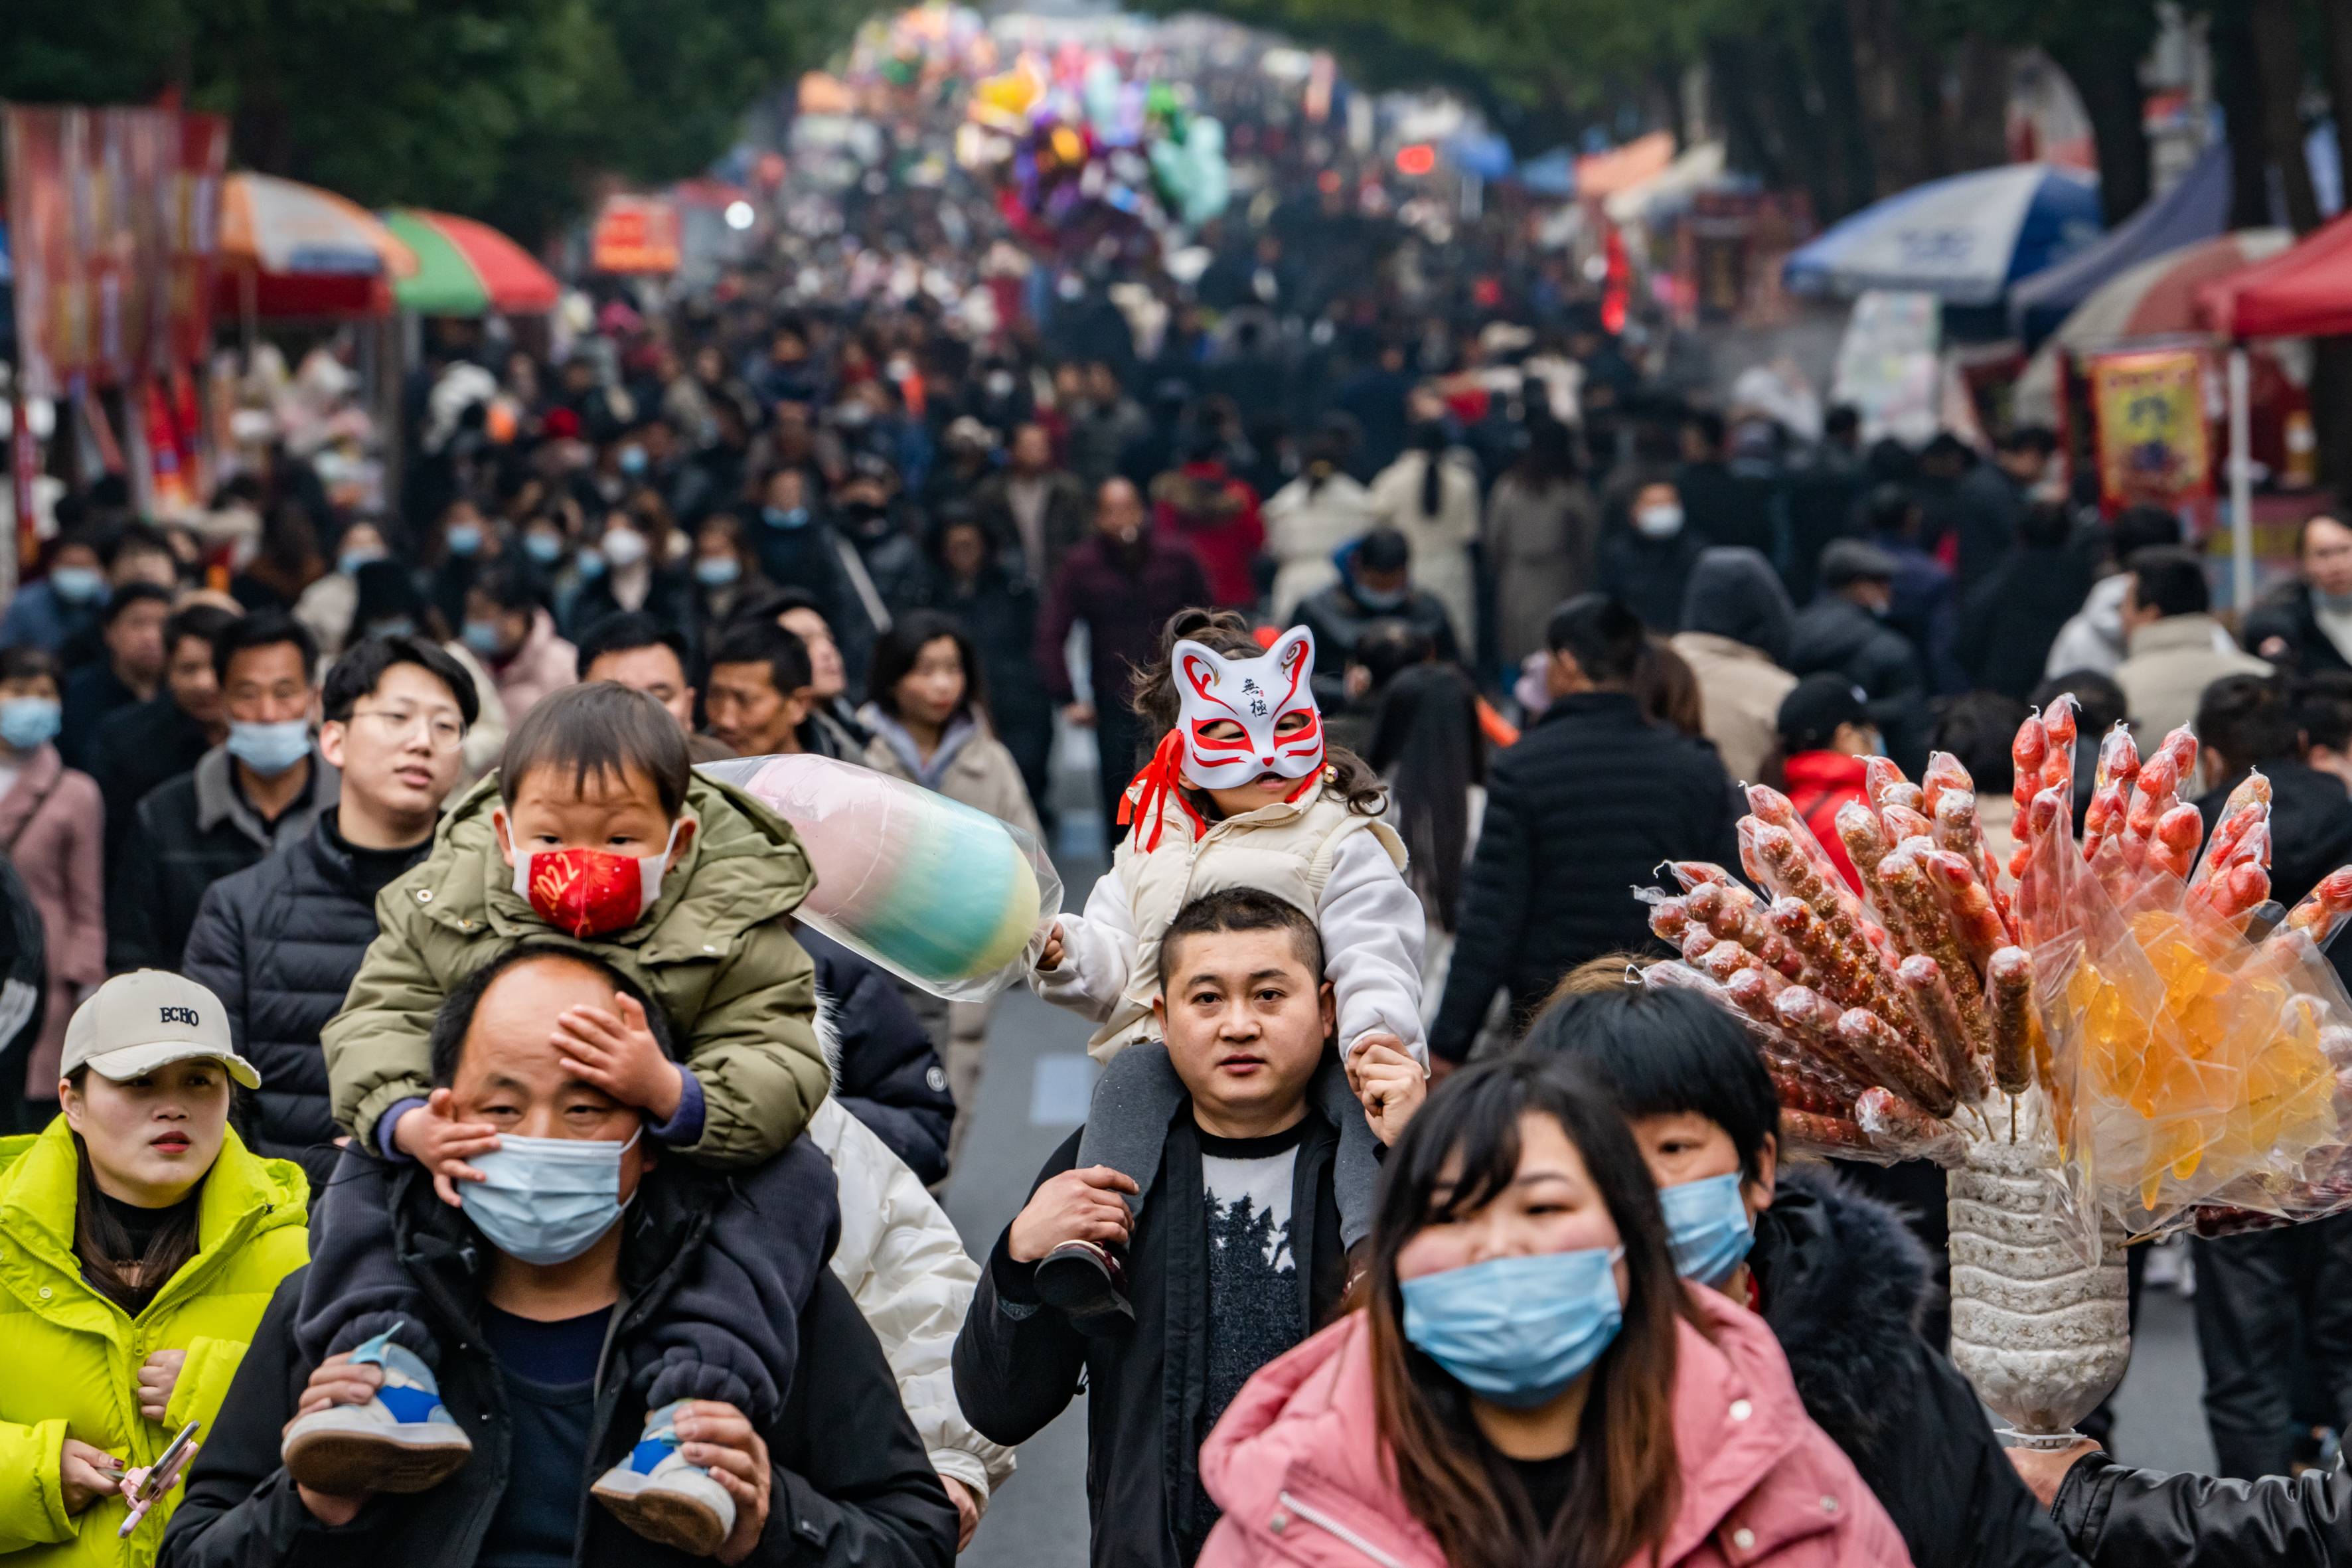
[507,822,684,939]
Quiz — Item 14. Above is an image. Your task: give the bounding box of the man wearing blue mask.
[955,888,1424,1568]
[108,613,338,974]
[1525,972,2080,1568]
[0,530,112,657]
[1292,527,1460,707]
[161,946,956,1568]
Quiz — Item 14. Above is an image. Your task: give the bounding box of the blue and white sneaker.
[592,1400,736,1555]
[281,1328,473,1494]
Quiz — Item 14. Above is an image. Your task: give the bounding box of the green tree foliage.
[1,0,865,243]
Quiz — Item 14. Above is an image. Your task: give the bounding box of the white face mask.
[1634,503,1686,540]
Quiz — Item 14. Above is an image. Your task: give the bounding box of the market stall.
[380,208,559,316]
[2008,140,2233,347]
[213,172,416,320]
[1784,162,2102,310]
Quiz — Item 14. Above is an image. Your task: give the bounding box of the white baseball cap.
[61,971,261,1089]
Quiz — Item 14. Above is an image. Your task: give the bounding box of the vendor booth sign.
[2088,347,2212,512]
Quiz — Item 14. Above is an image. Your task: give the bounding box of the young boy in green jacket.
[284,682,834,1554]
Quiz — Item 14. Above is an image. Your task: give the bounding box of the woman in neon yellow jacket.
[0,971,307,1565]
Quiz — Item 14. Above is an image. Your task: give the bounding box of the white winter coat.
[1264,471,1378,619]
[807,1096,1017,1508]
[1368,449,1482,649]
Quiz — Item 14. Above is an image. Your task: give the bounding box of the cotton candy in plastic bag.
[701,753,1061,1002]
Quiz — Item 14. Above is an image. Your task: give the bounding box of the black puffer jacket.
[2053,1449,2352,1565]
[1787,595,1932,773]
[1431,690,1739,1058]
[2245,580,2352,677]
[799,926,955,1185]
[1753,1166,2083,1568]
[181,812,425,1176]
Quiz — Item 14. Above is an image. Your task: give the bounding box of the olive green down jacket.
[321,771,827,1166]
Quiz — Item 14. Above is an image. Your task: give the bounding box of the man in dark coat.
[110,613,339,974]
[972,422,1091,588]
[159,949,952,1568]
[1958,500,2096,702]
[1788,538,1932,775]
[1036,477,1214,850]
[88,601,237,870]
[1529,984,2082,1568]
[180,636,476,1188]
[2246,510,2352,677]
[954,891,1415,1568]
[1292,528,1460,706]
[58,581,171,769]
[1431,593,1740,1061]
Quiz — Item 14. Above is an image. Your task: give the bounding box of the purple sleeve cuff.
[378,1098,429,1159]
[647,1067,706,1146]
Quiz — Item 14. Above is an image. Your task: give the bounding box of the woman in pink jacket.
[0,647,106,1107]
[1196,1055,1912,1568]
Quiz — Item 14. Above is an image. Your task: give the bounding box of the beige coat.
[1671,631,1800,785]
[2114,614,2272,744]
[1484,473,1597,666]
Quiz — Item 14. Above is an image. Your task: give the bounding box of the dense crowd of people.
[21,129,2352,1568]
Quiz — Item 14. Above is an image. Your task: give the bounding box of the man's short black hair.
[1160,886,1322,984]
[1522,983,1782,1183]
[741,586,828,630]
[1356,528,1411,576]
[499,681,691,819]
[2296,672,2352,754]
[428,945,674,1089]
[212,610,317,686]
[165,602,238,659]
[474,565,544,616]
[2197,673,2299,769]
[2128,546,2210,620]
[575,611,691,682]
[0,645,59,686]
[99,580,173,628]
[2112,504,2184,560]
[710,620,812,697]
[323,635,481,727]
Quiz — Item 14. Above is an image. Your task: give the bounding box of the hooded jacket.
[0,1119,309,1565]
[181,813,430,1174]
[1193,1285,1912,1568]
[1675,546,1799,787]
[1786,597,1930,774]
[320,771,827,1165]
[1751,1168,2082,1568]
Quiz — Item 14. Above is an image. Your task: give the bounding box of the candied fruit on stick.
[1987,946,2035,1095]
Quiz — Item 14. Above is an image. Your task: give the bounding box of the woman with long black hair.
[1194,1054,1909,1568]
[1366,661,1485,1018]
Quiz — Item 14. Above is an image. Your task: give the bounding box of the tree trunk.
[1846,0,1938,196]
[2325,0,2352,208]
[2250,0,2322,234]
[2209,3,2277,228]
[1805,0,1877,221]
[2047,35,2152,226]
[1948,35,2014,174]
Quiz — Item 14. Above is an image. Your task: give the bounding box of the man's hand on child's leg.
[553,992,684,1121]
[1352,1042,1428,1146]
[396,1089,503,1207]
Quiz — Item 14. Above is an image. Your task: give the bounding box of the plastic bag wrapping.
[698,753,1061,1002]
[2024,773,2352,1237]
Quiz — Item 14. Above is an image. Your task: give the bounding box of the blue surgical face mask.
[522,533,564,564]
[339,547,386,576]
[576,549,607,580]
[48,566,105,605]
[445,522,485,558]
[763,505,810,530]
[0,696,62,751]
[1354,583,1408,612]
[1401,1246,1625,1408]
[694,556,741,588]
[461,619,505,657]
[617,443,648,477]
[460,1128,641,1265]
[226,718,313,777]
[1660,1172,1755,1287]
[366,617,417,639]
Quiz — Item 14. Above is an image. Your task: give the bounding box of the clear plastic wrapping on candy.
[698,753,1062,1002]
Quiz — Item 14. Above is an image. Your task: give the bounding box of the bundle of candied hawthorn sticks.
[1642,692,2352,1173]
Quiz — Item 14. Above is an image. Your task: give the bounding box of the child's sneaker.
[1034,1238,1135,1334]
[592,1400,736,1555]
[282,1328,473,1494]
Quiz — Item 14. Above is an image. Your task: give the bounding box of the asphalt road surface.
[940,794,2220,1565]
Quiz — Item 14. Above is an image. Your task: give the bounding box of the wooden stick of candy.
[1782,1109,1879,1155]
[1836,1005,1959,1118]
[1987,946,2035,1095]
[1897,952,1986,1105]
[1921,751,1975,822]
[1854,1086,1962,1162]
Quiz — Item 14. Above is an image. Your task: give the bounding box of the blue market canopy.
[1784,163,2102,307]
[2008,140,2232,346]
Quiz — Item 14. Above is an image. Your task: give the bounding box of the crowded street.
[16,2,2352,1566]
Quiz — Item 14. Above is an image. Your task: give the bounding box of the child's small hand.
[396,1089,502,1207]
[1352,1042,1428,1146]
[1038,920,1067,973]
[1344,1033,1409,1097]
[554,993,684,1121]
